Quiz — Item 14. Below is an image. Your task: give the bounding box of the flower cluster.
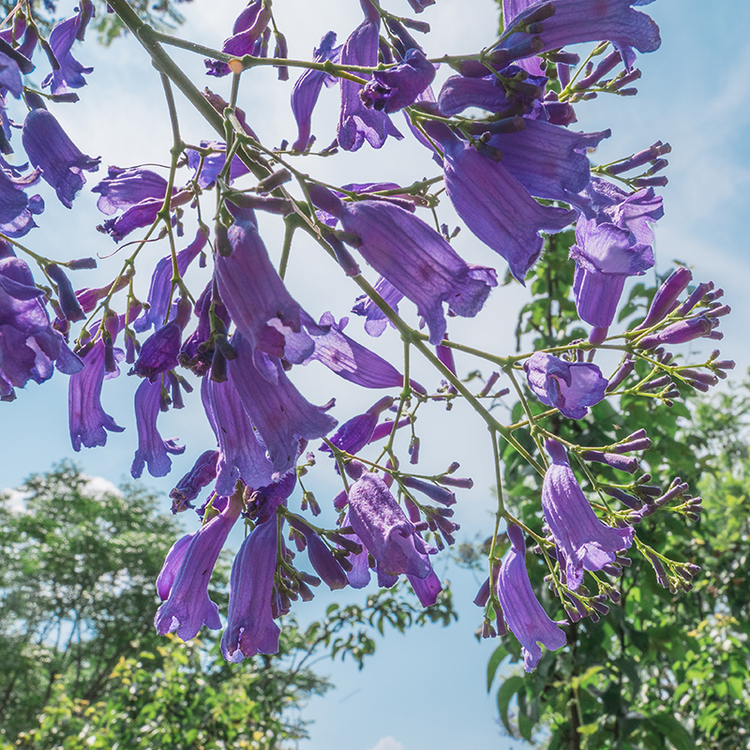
[0,0,732,675]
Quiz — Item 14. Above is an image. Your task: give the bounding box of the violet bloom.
[0,167,44,237]
[135,232,205,333]
[222,515,281,661]
[496,524,566,672]
[205,0,272,77]
[68,324,124,451]
[156,493,243,641]
[229,333,337,474]
[570,215,654,330]
[22,108,100,209]
[500,0,660,68]
[186,141,251,189]
[214,205,318,367]
[338,0,403,151]
[303,311,405,389]
[131,378,185,478]
[291,31,341,151]
[170,450,220,513]
[345,460,436,586]
[424,123,575,282]
[201,373,275,496]
[360,48,436,113]
[133,320,181,381]
[523,352,607,419]
[309,185,497,345]
[290,521,349,590]
[41,0,94,95]
[92,166,168,215]
[322,395,395,456]
[408,569,442,607]
[156,532,195,599]
[542,440,633,590]
[352,276,404,337]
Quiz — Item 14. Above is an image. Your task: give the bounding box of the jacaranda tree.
[0,0,738,746]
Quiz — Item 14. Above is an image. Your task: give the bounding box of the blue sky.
[2,1,749,748]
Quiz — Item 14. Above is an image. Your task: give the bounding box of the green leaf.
[496,674,524,735]
[487,644,508,692]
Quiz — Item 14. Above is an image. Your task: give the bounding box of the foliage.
[0,463,456,748]
[480,238,750,749]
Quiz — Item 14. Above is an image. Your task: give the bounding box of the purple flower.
[487,120,609,208]
[133,320,182,381]
[408,569,442,607]
[426,124,575,282]
[130,378,185,478]
[289,519,349,591]
[170,450,220,512]
[636,315,719,350]
[338,0,403,151]
[322,395,395,456]
[68,324,124,451]
[400,476,457,507]
[22,108,100,209]
[542,440,633,590]
[496,524,567,672]
[360,48,436,113]
[500,0,660,67]
[222,516,282,662]
[291,32,341,151]
[570,215,654,329]
[345,460,436,586]
[201,373,275,496]
[214,205,317,367]
[309,185,497,345]
[186,141,251,189]
[407,0,435,11]
[523,352,607,419]
[156,493,243,641]
[351,276,404,337]
[303,312,405,389]
[41,0,94,95]
[156,533,195,599]
[205,0,272,77]
[92,166,168,215]
[637,266,692,330]
[0,166,44,237]
[229,333,337,474]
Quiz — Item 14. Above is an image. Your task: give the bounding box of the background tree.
[0,462,455,748]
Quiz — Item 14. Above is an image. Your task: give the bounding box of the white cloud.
[2,489,29,514]
[82,475,122,498]
[366,738,404,750]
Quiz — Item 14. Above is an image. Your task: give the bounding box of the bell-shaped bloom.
[205,0,272,77]
[135,232,206,333]
[360,48,436,113]
[22,108,100,209]
[309,185,497,345]
[523,352,607,419]
[570,216,654,329]
[156,493,243,641]
[133,320,181,381]
[41,0,94,95]
[425,123,575,282]
[92,166,168,215]
[214,205,318,368]
[156,532,195,599]
[438,74,515,117]
[130,378,185,478]
[201,373,275,495]
[169,450,220,512]
[408,569,442,607]
[579,178,663,235]
[222,515,281,661]
[291,31,341,151]
[68,326,123,451]
[487,120,609,208]
[0,168,41,230]
[322,395,395,456]
[338,0,403,151]
[542,440,634,590]
[186,141,251,189]
[345,460,436,586]
[500,0,660,68]
[496,524,567,672]
[46,263,85,322]
[229,334,337,474]
[351,276,404,337]
[303,311,405,389]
